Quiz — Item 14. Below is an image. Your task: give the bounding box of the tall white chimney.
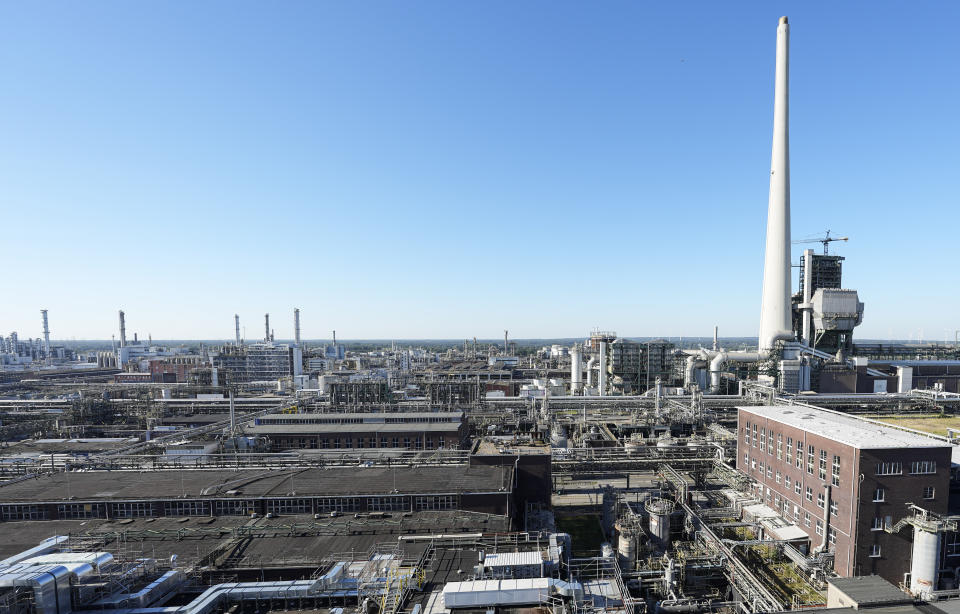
[294,308,301,346]
[40,310,51,364]
[264,313,270,343]
[759,16,794,352]
[235,314,241,346]
[118,310,127,348]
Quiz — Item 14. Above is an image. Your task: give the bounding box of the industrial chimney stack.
[264,313,270,343]
[758,16,794,352]
[40,310,51,364]
[294,308,301,346]
[235,314,241,346]
[119,310,127,348]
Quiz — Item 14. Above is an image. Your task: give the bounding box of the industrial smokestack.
[118,310,127,348]
[758,16,794,352]
[235,314,241,346]
[294,308,301,346]
[264,313,270,343]
[504,330,509,356]
[40,310,51,363]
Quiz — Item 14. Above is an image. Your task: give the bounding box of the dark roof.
[0,464,512,503]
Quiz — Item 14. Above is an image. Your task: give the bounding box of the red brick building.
[737,405,951,584]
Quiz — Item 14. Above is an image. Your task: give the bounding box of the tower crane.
[793,229,848,254]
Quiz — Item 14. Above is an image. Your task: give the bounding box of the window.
[368,496,407,512]
[830,500,838,517]
[109,502,153,518]
[214,499,258,516]
[871,517,884,531]
[776,471,781,484]
[796,440,804,469]
[767,466,773,479]
[164,500,210,516]
[804,512,811,527]
[1,505,48,521]
[775,494,781,506]
[816,519,824,536]
[911,461,937,475]
[828,528,837,545]
[794,506,800,523]
[745,421,751,445]
[807,445,815,475]
[752,424,758,447]
[795,481,802,495]
[806,486,813,501]
[873,488,885,502]
[832,455,841,487]
[817,492,825,509]
[923,486,936,500]
[785,475,791,489]
[266,498,311,515]
[744,452,749,466]
[870,545,881,558]
[877,462,902,476]
[57,503,103,519]
[415,495,455,511]
[819,449,827,481]
[786,437,793,464]
[751,458,757,470]
[777,434,783,460]
[760,428,766,452]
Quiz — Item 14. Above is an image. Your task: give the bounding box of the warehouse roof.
[0,464,511,503]
[740,406,952,450]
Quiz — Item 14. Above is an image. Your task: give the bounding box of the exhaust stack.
[235,314,241,346]
[40,310,51,364]
[264,313,270,343]
[759,16,794,352]
[119,310,127,348]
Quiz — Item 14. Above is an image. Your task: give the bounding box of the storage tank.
[645,498,675,550]
[910,527,941,599]
[601,542,615,559]
[617,525,638,571]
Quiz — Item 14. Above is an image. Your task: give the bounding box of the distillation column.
[570,344,583,394]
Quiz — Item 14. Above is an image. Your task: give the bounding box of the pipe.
[813,484,831,553]
[801,248,814,345]
[586,356,597,388]
[758,16,794,352]
[599,341,608,396]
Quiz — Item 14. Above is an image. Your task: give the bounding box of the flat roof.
[740,406,952,450]
[826,576,912,606]
[0,464,511,503]
[247,423,462,434]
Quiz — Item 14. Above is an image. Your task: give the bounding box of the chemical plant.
[3,16,960,614]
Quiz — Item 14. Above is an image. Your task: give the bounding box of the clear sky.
[2,2,957,342]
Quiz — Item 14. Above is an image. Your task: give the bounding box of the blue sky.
[2,2,957,341]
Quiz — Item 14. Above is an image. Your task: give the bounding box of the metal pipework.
[758,16,794,352]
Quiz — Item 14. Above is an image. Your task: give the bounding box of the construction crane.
[793,229,848,255]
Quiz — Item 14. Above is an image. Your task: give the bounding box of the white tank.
[570,345,583,393]
[646,498,675,550]
[910,527,941,599]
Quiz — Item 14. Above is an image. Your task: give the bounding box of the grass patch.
[556,514,606,557]
[874,414,960,437]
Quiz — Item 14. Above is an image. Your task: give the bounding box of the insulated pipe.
[586,356,597,388]
[814,484,831,553]
[758,16,795,352]
[801,248,814,345]
[707,351,763,394]
[599,341,608,396]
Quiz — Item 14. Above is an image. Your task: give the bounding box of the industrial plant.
[3,15,960,614]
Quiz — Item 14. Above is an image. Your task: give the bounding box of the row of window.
[0,495,462,520]
[275,436,450,450]
[744,422,842,486]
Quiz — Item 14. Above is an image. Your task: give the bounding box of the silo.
[910,527,941,599]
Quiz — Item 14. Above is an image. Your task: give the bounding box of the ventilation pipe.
[814,484,831,554]
[758,16,795,352]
